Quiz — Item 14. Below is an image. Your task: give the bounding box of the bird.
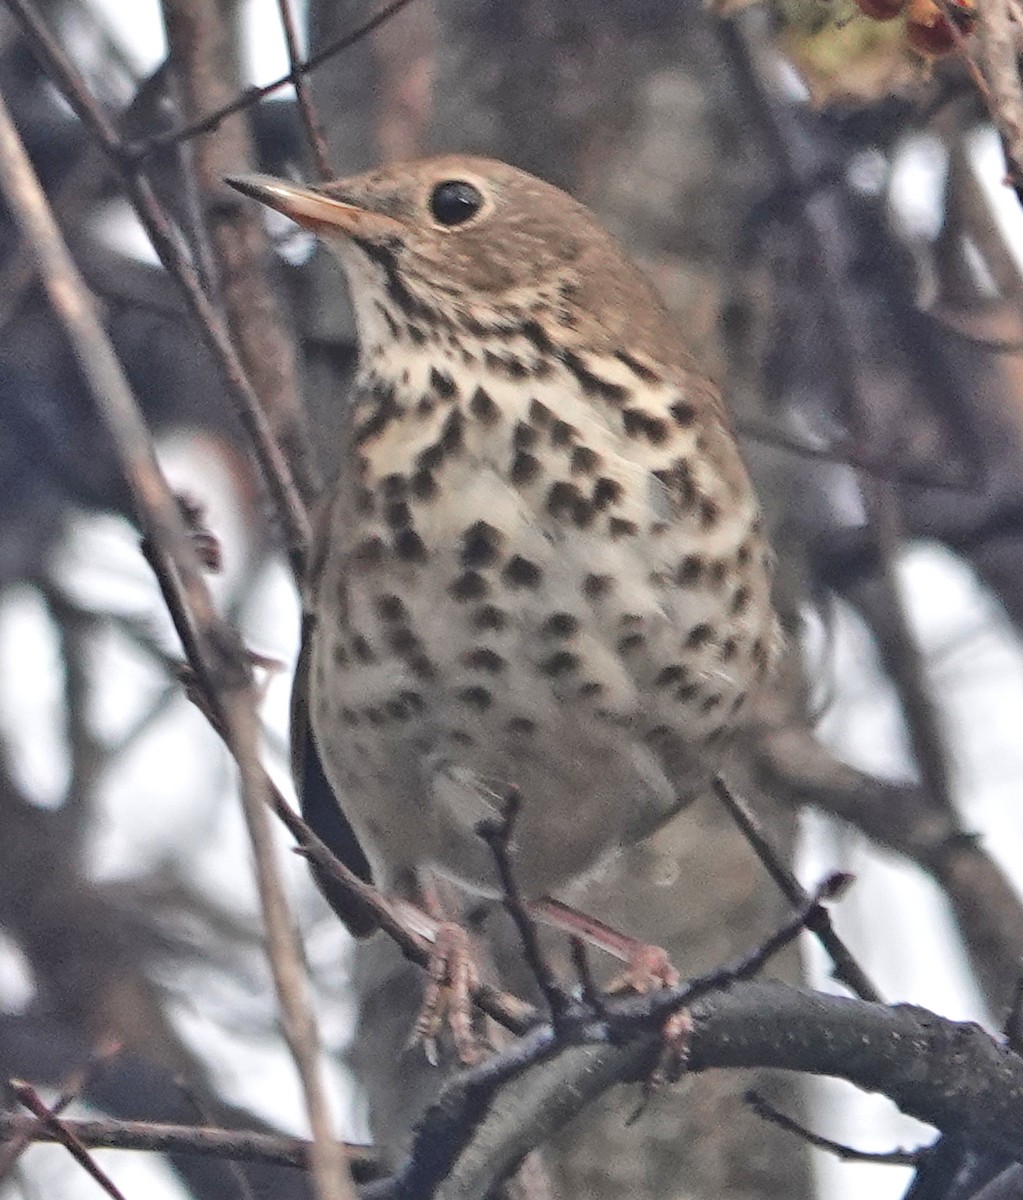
[228,156,780,989]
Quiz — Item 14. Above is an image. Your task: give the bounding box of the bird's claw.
[415,921,488,1066]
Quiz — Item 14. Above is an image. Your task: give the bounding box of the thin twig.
[0,1038,122,1182]
[0,1112,379,1178]
[476,791,574,1026]
[0,76,353,1200]
[274,0,333,178]
[4,0,311,564]
[712,777,883,1003]
[130,0,418,159]
[745,1090,922,1166]
[11,1083,129,1200]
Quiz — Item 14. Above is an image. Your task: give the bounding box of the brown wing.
[291,614,378,937]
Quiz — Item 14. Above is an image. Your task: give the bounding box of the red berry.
[905,0,956,54]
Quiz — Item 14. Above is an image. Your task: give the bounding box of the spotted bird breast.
[306,346,778,898]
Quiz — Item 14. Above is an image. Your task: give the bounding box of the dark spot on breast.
[417,441,445,472]
[655,664,688,687]
[356,488,375,516]
[470,386,500,424]
[485,350,528,378]
[736,539,754,566]
[660,458,697,507]
[450,729,475,746]
[699,498,720,527]
[708,560,728,589]
[374,301,399,338]
[333,645,350,667]
[375,594,408,622]
[622,408,670,444]
[676,555,705,586]
[394,529,427,561]
[749,638,768,676]
[700,694,723,713]
[450,571,489,601]
[609,517,639,538]
[365,706,385,725]
[571,445,600,474]
[511,452,542,486]
[614,349,661,383]
[720,637,738,661]
[578,680,603,698]
[381,474,407,499]
[472,605,507,631]
[593,477,623,510]
[676,683,700,701]
[547,481,586,520]
[411,469,437,501]
[583,573,612,599]
[562,349,629,403]
[540,651,578,676]
[352,535,387,568]
[463,647,506,673]
[541,613,578,638]
[520,320,554,354]
[385,501,412,529]
[417,396,435,417]
[529,398,553,426]
[461,520,503,568]
[352,635,375,663]
[386,696,416,720]
[387,627,420,656]
[407,324,426,345]
[573,500,596,528]
[354,384,401,445]
[686,623,714,649]
[459,685,492,711]
[441,408,464,452]
[430,366,457,397]
[731,586,752,615]
[549,419,575,446]
[341,707,359,726]
[502,556,542,588]
[409,653,437,680]
[670,400,698,426]
[617,633,644,653]
[507,715,537,735]
[513,421,539,450]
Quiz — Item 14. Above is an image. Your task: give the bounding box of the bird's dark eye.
[429,180,484,227]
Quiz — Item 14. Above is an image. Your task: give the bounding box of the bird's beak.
[226,174,402,239]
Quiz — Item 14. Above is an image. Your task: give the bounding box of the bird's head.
[228,155,673,357]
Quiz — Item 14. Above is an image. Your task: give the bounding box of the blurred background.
[1,1,1023,1198]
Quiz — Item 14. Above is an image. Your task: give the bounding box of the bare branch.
[4,0,312,563]
[274,0,333,178]
[131,0,419,159]
[11,1082,128,1200]
[0,1112,378,1179]
[0,70,353,1200]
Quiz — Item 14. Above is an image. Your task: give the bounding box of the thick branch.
[375,982,1023,1200]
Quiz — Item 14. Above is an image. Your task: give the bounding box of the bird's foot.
[606,941,681,995]
[606,941,691,1091]
[415,920,487,1066]
[530,897,690,1086]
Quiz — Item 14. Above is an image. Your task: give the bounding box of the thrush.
[229,157,779,965]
